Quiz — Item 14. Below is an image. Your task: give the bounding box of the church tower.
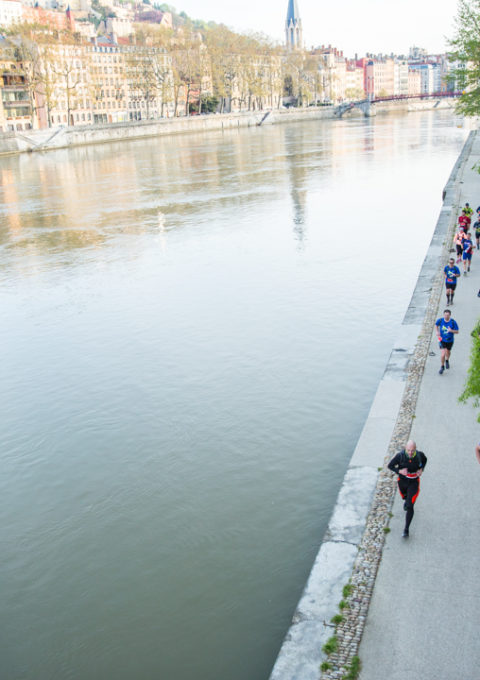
[285,0,303,50]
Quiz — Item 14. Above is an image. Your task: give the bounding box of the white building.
[0,0,22,27]
[409,63,438,94]
[101,16,134,38]
[394,61,409,96]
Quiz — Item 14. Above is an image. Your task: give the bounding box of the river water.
[0,110,468,680]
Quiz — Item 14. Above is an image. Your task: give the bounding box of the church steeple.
[285,0,303,50]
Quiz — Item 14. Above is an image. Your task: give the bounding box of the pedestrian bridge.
[334,92,461,118]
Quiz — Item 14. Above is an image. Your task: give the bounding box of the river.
[0,110,468,680]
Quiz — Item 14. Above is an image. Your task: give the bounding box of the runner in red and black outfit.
[388,440,427,538]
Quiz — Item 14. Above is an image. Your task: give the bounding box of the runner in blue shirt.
[462,231,474,275]
[435,309,459,374]
[474,219,480,251]
[444,257,460,306]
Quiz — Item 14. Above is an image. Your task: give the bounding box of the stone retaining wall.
[0,98,455,156]
[0,107,335,156]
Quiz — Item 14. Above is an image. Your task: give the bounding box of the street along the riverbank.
[269,129,476,680]
[356,132,480,680]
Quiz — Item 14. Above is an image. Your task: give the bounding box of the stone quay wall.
[0,107,333,156]
[0,97,455,157]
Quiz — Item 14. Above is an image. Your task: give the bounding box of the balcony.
[2,76,27,87]
[2,100,31,111]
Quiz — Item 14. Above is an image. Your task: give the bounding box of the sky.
[171,0,459,57]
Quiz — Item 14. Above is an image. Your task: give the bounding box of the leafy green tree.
[449,0,480,115]
[459,319,480,420]
[200,94,219,112]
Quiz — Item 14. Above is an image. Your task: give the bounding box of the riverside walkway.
[269,130,480,680]
[358,134,480,679]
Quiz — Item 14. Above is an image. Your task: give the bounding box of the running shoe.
[446,359,450,369]
[439,366,445,374]
[402,529,409,538]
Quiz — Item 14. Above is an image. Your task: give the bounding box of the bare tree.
[51,44,83,125]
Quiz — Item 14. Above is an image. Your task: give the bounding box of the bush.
[459,319,480,420]
[342,655,361,680]
[322,636,338,655]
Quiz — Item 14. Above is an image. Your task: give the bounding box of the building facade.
[0,0,22,27]
[0,36,33,131]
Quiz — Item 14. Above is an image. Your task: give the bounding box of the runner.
[435,309,459,374]
[459,212,470,229]
[387,440,427,538]
[462,231,474,275]
[474,217,480,252]
[444,257,460,305]
[454,226,466,263]
[463,202,473,218]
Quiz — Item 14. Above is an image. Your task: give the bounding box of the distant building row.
[0,0,458,132]
[310,46,456,104]
[0,0,172,40]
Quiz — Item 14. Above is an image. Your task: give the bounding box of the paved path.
[358,135,480,680]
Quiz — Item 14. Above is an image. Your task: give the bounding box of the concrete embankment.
[268,130,476,680]
[0,97,455,156]
[0,107,332,156]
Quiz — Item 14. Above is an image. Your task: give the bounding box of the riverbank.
[269,129,477,680]
[356,133,480,679]
[0,97,455,156]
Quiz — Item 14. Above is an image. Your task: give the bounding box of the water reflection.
[0,113,466,271]
[0,113,470,680]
